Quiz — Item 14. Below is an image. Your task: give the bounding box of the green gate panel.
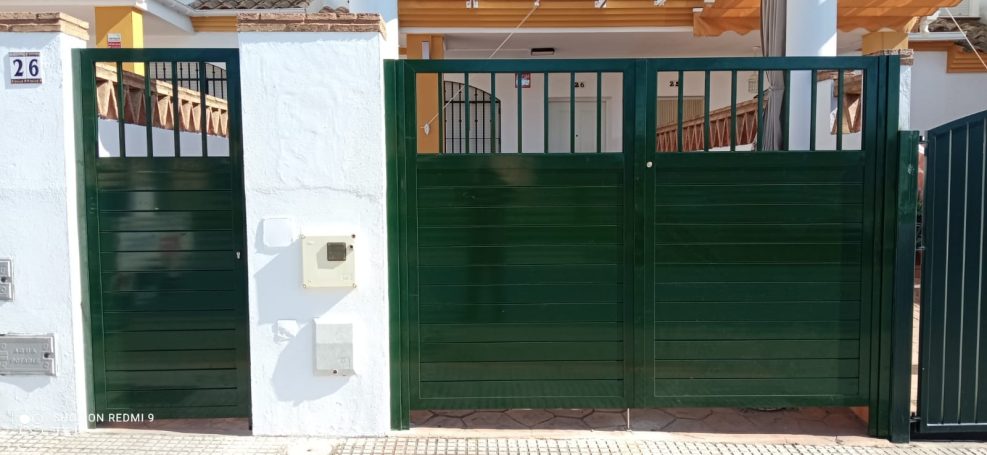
[76,49,250,420]
[918,110,987,434]
[644,152,869,407]
[410,154,631,409]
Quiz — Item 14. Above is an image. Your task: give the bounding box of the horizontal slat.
[655,224,862,244]
[412,396,625,410]
[655,184,862,205]
[420,322,622,343]
[655,301,860,322]
[421,361,623,381]
[418,186,622,208]
[653,152,863,184]
[654,321,860,340]
[101,271,238,292]
[97,405,245,419]
[103,311,239,332]
[103,330,238,351]
[419,206,621,227]
[419,226,621,247]
[418,169,622,188]
[654,359,860,379]
[104,349,238,371]
[652,378,859,397]
[655,205,862,224]
[654,282,860,302]
[105,389,239,408]
[654,264,861,283]
[420,264,621,285]
[98,172,232,191]
[421,245,622,266]
[655,243,861,264]
[99,211,232,231]
[98,191,232,211]
[101,290,237,311]
[95,157,231,172]
[654,340,859,360]
[421,341,623,362]
[421,284,622,305]
[100,251,233,272]
[420,380,623,399]
[99,231,234,252]
[420,303,621,324]
[417,153,623,170]
[105,369,237,390]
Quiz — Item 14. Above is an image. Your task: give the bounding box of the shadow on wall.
[252,222,354,403]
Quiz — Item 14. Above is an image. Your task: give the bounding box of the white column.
[238,27,390,436]
[786,0,838,150]
[0,16,89,432]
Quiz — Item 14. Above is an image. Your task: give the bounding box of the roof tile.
[190,0,311,10]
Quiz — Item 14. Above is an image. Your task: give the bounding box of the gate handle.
[646,161,653,168]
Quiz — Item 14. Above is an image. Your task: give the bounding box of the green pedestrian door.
[76,49,250,419]
[388,57,907,430]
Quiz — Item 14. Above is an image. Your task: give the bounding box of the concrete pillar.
[407,34,444,154]
[237,13,391,436]
[0,12,89,431]
[94,7,144,74]
[786,0,837,150]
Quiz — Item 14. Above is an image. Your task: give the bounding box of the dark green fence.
[917,110,987,436]
[387,56,907,439]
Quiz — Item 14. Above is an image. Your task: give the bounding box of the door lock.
[646,161,653,168]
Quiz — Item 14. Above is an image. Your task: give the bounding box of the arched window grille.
[444,81,501,153]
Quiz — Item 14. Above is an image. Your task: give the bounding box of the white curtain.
[760,0,786,151]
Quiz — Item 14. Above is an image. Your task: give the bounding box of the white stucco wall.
[238,31,390,436]
[0,31,87,431]
[911,51,987,132]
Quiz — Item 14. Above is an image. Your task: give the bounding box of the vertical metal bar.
[171,60,181,157]
[756,69,764,152]
[115,61,127,157]
[144,62,154,157]
[199,61,209,157]
[596,71,602,153]
[490,72,496,153]
[676,70,684,153]
[782,69,791,150]
[810,69,818,151]
[543,72,549,153]
[517,72,522,153]
[570,71,576,153]
[438,73,444,154]
[837,69,845,151]
[730,70,737,151]
[464,73,471,154]
[703,70,711,152]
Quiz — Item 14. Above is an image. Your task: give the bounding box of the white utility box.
[314,322,354,376]
[301,235,355,288]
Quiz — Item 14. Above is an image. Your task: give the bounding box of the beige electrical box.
[301,235,355,288]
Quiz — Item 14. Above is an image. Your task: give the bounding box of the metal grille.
[148,61,228,100]
[443,81,500,154]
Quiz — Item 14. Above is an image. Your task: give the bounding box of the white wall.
[238,31,390,436]
[0,31,87,431]
[911,51,987,132]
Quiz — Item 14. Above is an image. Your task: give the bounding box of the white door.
[548,100,605,153]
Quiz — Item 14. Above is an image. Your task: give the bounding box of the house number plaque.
[0,334,55,376]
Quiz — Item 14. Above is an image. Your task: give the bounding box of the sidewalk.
[2,429,986,455]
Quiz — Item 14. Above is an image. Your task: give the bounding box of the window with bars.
[443,81,501,154]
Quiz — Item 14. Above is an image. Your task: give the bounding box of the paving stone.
[421,415,466,428]
[665,408,714,420]
[532,416,591,430]
[583,411,626,429]
[662,417,712,433]
[822,413,866,434]
[630,409,676,431]
[409,410,434,426]
[463,412,527,430]
[505,409,553,427]
[701,412,758,433]
[796,407,829,421]
[432,409,474,418]
[548,408,593,418]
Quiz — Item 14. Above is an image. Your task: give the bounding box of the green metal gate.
[75,49,250,419]
[387,56,907,436]
[916,109,987,436]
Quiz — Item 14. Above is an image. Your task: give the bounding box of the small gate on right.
[916,109,987,436]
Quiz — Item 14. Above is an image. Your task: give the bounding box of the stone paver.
[2,430,987,455]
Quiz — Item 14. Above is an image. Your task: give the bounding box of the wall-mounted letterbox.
[301,235,355,288]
